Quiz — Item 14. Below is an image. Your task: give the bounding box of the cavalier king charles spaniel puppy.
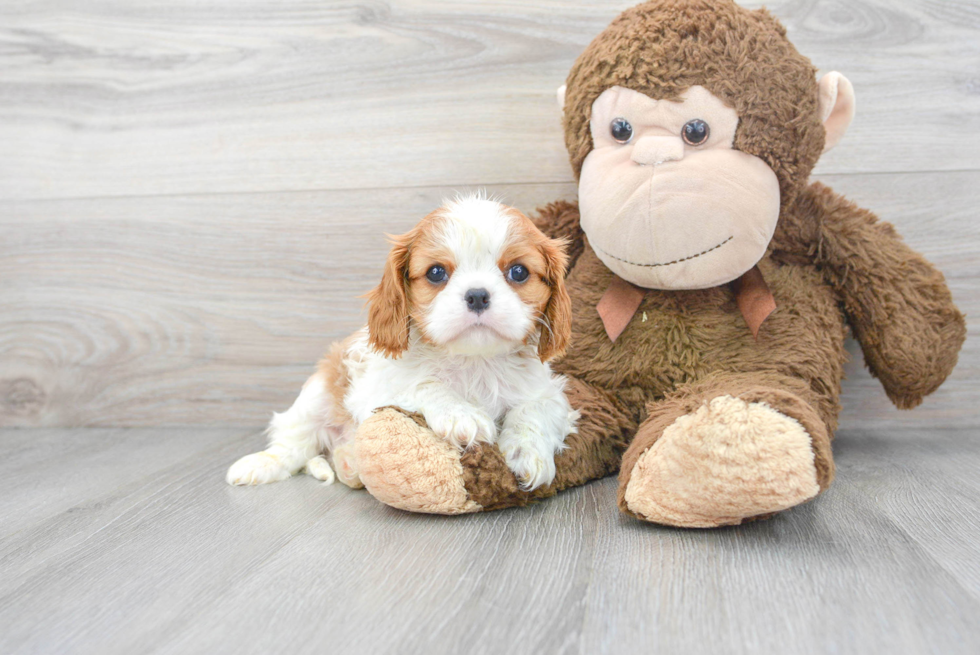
[227,195,577,492]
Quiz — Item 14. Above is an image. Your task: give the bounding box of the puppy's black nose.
[464,288,490,313]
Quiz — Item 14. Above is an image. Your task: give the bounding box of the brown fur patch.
[404,236,457,346]
[538,239,572,362]
[365,210,455,356]
[365,230,413,358]
[499,209,572,360]
[315,333,359,431]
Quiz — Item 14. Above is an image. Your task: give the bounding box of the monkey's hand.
[802,182,966,409]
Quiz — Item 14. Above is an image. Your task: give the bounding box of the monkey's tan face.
[579,86,781,290]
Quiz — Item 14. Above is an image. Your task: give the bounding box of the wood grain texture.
[0,426,978,655]
[0,426,249,538]
[0,0,979,201]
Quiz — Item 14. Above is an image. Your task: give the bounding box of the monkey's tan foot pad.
[355,408,482,515]
[623,396,820,528]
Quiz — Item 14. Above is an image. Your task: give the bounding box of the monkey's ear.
[556,84,566,113]
[818,72,856,153]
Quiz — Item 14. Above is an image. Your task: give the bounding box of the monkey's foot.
[621,396,822,528]
[355,408,482,515]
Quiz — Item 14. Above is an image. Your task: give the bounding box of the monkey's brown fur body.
[353,0,965,526]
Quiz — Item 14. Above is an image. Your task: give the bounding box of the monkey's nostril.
[464,288,490,313]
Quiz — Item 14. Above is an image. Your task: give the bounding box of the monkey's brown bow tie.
[597,266,776,342]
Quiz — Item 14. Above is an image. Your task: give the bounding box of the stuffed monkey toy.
[352,0,966,527]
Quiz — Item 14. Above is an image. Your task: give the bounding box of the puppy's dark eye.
[507,264,529,283]
[610,117,633,144]
[425,265,448,283]
[682,119,710,145]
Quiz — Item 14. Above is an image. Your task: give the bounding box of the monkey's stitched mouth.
[597,236,734,268]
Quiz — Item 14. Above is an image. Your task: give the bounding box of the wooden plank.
[0,0,978,201]
[832,429,980,599]
[154,488,604,655]
[1,172,976,428]
[0,428,366,654]
[0,426,978,654]
[0,427,248,539]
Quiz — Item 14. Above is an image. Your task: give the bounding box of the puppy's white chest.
[343,343,533,425]
[436,360,519,419]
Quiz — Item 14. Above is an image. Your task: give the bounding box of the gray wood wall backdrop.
[1,0,977,429]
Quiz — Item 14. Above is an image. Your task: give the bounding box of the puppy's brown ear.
[366,232,412,358]
[538,237,572,362]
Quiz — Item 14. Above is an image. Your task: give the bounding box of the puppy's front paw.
[427,405,497,450]
[226,452,291,486]
[499,428,557,491]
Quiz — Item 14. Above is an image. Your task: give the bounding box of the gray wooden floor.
[1,427,979,654]
[2,1,980,653]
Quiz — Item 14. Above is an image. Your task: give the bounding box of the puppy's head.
[367,196,571,361]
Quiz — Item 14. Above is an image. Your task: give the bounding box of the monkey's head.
[560,0,855,290]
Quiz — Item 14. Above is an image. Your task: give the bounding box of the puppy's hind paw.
[304,455,336,484]
[226,452,291,486]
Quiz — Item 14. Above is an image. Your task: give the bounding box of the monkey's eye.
[610,118,633,144]
[507,264,529,283]
[682,119,710,146]
[425,265,448,283]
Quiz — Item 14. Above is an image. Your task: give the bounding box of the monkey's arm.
[795,182,966,409]
[533,200,586,272]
